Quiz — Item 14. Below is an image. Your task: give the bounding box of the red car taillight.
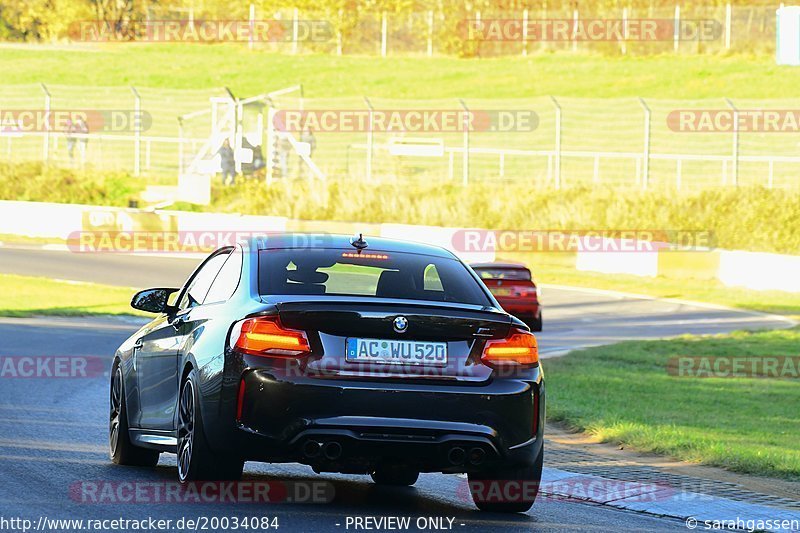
[514,286,539,298]
[481,328,539,367]
[233,317,311,357]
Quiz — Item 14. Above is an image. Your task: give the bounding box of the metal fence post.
[638,97,651,189]
[427,10,434,56]
[131,86,141,176]
[266,102,276,185]
[248,4,255,51]
[475,10,481,56]
[381,12,388,57]
[725,98,739,186]
[292,8,299,54]
[572,9,579,53]
[725,3,732,49]
[673,5,680,52]
[40,83,50,163]
[459,99,470,186]
[621,8,628,55]
[337,9,343,55]
[550,96,562,190]
[522,9,529,56]
[364,97,374,182]
[299,83,305,112]
[224,87,241,173]
[177,117,184,176]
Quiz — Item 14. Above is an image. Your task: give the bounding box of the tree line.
[0,0,771,43]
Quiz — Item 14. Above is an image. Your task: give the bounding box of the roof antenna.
[350,233,368,253]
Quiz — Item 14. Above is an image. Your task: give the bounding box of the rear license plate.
[491,287,513,297]
[345,338,448,366]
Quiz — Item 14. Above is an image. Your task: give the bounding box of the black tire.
[177,369,244,483]
[109,365,160,467]
[527,312,543,332]
[370,465,419,486]
[468,446,543,513]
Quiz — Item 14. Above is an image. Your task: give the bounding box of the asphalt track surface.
[0,246,792,532]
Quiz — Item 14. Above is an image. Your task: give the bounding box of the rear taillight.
[481,329,538,367]
[514,286,539,298]
[232,317,311,357]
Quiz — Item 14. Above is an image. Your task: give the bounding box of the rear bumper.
[210,365,544,473]
[495,300,540,319]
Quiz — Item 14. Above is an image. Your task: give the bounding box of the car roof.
[251,233,457,259]
[470,262,530,270]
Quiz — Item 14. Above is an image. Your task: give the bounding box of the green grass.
[0,273,143,317]
[0,44,798,99]
[545,328,800,480]
[2,45,798,187]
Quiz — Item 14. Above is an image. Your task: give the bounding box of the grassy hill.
[0,44,796,99]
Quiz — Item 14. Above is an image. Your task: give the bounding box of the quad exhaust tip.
[447,446,467,465]
[302,440,321,458]
[323,441,343,460]
[468,447,486,465]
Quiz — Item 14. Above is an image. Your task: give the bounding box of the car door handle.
[132,338,143,372]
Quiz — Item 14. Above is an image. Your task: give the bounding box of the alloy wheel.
[177,380,195,482]
[109,367,122,456]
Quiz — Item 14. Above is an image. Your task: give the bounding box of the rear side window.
[475,268,532,281]
[259,249,490,306]
[178,251,230,309]
[204,247,243,304]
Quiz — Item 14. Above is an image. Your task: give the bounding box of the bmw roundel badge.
[393,316,408,333]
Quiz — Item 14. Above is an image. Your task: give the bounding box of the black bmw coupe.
[109,233,545,512]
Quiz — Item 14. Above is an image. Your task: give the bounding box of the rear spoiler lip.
[250,297,526,332]
[259,295,503,314]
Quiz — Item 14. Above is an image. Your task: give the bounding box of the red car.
[471,262,542,332]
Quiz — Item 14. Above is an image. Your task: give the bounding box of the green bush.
[0,163,143,207]
[205,180,800,255]
[1,164,799,255]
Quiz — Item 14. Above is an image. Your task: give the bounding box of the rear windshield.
[259,249,491,306]
[474,268,532,281]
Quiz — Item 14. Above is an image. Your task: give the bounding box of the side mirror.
[131,288,179,314]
